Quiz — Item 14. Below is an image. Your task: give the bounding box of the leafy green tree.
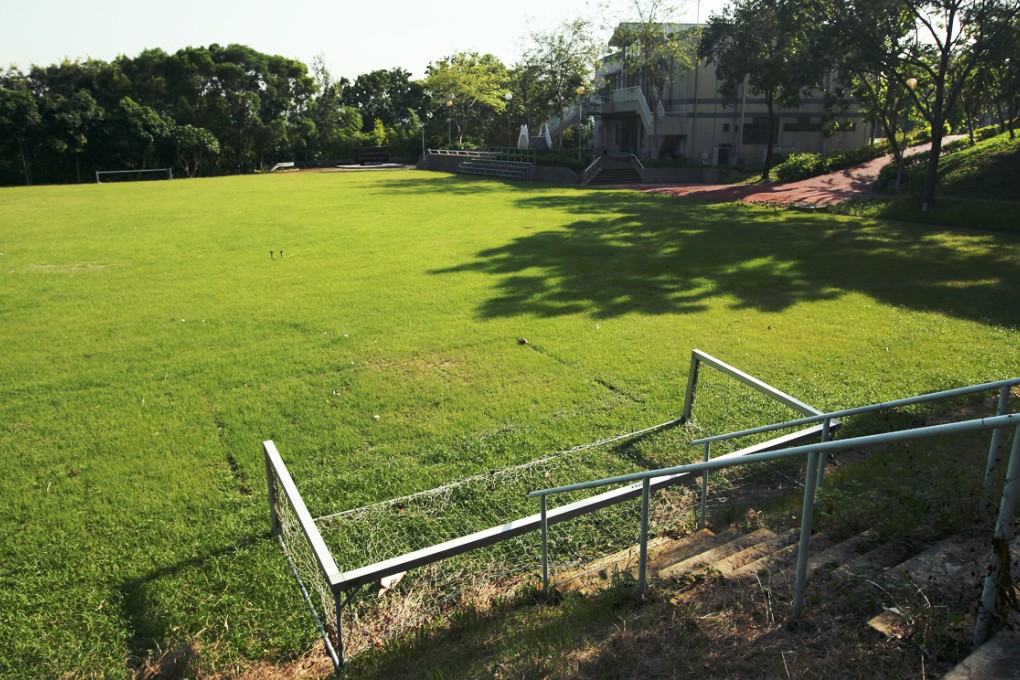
[424,52,510,147]
[821,0,1020,206]
[346,68,424,133]
[0,71,42,184]
[517,18,600,141]
[817,0,921,186]
[612,1,701,156]
[43,89,104,182]
[701,0,822,180]
[172,123,219,177]
[110,96,173,168]
[306,55,364,159]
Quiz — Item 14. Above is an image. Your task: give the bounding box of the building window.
[743,117,773,144]
[722,123,730,132]
[783,117,822,133]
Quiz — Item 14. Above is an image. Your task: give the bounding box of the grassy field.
[1,169,1019,677]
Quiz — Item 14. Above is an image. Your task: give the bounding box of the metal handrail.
[529,406,1020,646]
[691,378,1020,447]
[581,156,604,185]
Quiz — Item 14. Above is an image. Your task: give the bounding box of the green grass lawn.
[1,170,1018,676]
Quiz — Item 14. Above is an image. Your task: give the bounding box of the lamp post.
[576,86,586,160]
[505,91,514,148]
[446,99,453,147]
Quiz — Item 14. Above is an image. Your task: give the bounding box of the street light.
[505,91,514,148]
[446,99,453,147]
[576,86,586,160]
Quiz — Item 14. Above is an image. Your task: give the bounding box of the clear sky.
[0,0,726,81]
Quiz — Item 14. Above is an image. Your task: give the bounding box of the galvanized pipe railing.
[530,412,1020,627]
[690,377,1020,495]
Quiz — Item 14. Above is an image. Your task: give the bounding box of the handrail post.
[333,591,346,668]
[792,450,821,619]
[639,478,651,595]
[979,386,1012,517]
[541,495,550,591]
[699,442,710,530]
[815,417,833,490]
[265,448,281,537]
[681,352,702,423]
[974,425,1020,647]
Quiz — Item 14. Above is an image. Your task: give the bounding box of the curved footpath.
[639,138,960,207]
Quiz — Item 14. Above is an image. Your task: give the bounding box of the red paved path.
[639,139,956,206]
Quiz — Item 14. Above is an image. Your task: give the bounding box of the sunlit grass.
[1,170,1018,675]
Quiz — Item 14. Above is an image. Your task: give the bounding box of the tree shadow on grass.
[430,191,1020,328]
[118,535,263,670]
[366,173,540,196]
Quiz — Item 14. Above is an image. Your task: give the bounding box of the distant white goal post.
[95,168,173,183]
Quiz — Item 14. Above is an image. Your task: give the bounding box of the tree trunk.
[17,136,32,185]
[921,59,949,209]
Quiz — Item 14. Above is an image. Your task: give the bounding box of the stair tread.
[714,529,801,578]
[941,629,1020,680]
[834,540,910,578]
[730,530,841,579]
[659,527,777,579]
[553,528,729,591]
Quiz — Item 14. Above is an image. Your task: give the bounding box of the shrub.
[771,145,885,182]
[533,150,593,172]
[772,153,824,181]
[975,124,1003,142]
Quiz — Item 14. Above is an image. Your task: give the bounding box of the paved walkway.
[640,139,959,207]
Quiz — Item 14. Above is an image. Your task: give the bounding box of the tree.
[517,18,600,141]
[306,55,364,159]
[172,124,219,177]
[819,0,921,187]
[43,89,104,182]
[700,0,822,180]
[424,52,509,147]
[0,71,41,185]
[823,0,1020,206]
[345,68,424,133]
[110,96,173,168]
[612,1,701,156]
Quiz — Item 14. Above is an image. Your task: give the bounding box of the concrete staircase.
[586,167,643,186]
[551,526,1020,678]
[584,155,644,186]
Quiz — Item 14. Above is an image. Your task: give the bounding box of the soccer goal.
[95,168,173,183]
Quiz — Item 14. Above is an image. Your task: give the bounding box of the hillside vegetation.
[835,131,1020,233]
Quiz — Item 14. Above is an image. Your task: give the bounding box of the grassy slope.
[835,132,1020,232]
[1,170,1018,676]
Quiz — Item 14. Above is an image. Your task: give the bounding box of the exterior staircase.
[584,155,644,186]
[551,525,1020,678]
[586,167,643,185]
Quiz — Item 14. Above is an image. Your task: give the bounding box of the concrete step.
[833,539,911,579]
[553,528,730,592]
[868,532,1020,637]
[713,529,801,578]
[659,527,778,579]
[941,630,1020,679]
[588,168,642,185]
[729,530,850,579]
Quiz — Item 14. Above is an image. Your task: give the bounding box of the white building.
[591,23,871,164]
